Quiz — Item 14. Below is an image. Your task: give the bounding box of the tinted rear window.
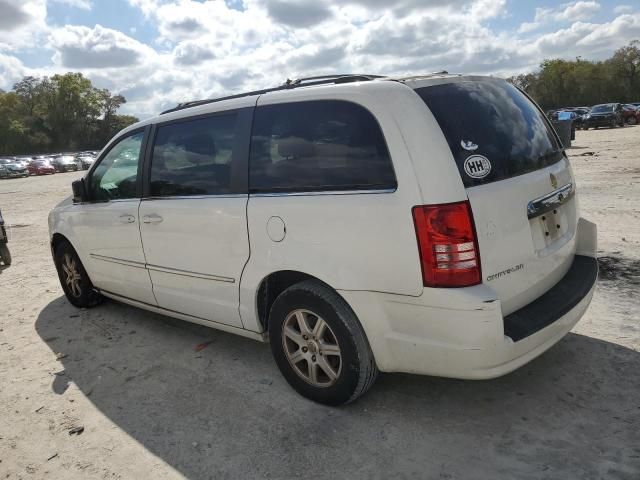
[416,81,562,187]
[249,100,396,193]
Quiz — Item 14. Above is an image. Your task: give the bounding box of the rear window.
[249,100,396,193]
[416,81,562,187]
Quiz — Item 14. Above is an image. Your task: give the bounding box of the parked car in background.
[0,158,29,178]
[52,155,79,172]
[49,74,598,405]
[12,157,30,169]
[622,104,640,125]
[27,159,56,175]
[76,154,96,170]
[582,103,624,129]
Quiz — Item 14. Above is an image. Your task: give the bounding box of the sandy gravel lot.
[1,127,639,479]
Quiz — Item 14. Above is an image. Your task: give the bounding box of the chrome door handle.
[119,214,136,224]
[142,214,163,224]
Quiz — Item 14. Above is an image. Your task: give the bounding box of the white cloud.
[49,24,157,68]
[518,1,601,33]
[0,53,28,89]
[0,0,48,51]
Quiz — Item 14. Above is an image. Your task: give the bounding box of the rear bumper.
[339,218,597,379]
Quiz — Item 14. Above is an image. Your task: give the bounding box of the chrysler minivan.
[49,74,598,405]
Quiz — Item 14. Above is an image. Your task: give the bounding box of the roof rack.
[160,74,384,115]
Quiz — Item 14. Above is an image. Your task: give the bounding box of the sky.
[0,0,638,118]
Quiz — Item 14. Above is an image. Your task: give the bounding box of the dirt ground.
[1,126,639,480]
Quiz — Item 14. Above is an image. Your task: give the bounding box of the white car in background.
[48,73,598,405]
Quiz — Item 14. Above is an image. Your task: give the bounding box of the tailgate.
[415,78,578,314]
[467,159,577,314]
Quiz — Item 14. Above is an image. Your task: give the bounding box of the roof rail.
[160,74,384,115]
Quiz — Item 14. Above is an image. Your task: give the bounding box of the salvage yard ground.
[1,127,639,479]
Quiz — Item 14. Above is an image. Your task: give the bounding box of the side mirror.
[72,179,88,203]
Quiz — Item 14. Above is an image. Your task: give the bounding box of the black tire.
[0,243,11,265]
[54,240,103,308]
[627,116,637,125]
[268,280,378,405]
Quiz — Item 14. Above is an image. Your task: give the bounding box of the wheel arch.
[51,232,71,255]
[255,270,352,333]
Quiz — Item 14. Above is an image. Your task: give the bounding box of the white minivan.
[49,74,598,405]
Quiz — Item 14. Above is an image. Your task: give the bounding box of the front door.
[75,128,157,305]
[138,107,252,328]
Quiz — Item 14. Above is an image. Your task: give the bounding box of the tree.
[606,40,640,101]
[508,40,640,110]
[0,72,138,154]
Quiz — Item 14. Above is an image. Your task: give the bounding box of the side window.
[249,100,396,193]
[150,113,238,197]
[89,131,144,201]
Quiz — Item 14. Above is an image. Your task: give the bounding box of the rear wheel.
[54,240,103,308]
[268,280,377,405]
[627,116,637,125]
[0,243,11,265]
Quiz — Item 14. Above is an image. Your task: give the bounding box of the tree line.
[0,73,138,155]
[509,41,640,111]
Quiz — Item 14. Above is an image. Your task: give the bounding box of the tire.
[627,116,637,125]
[268,280,378,405]
[0,243,11,265]
[54,240,103,308]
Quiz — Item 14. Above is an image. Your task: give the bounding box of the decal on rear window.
[461,140,478,151]
[463,155,491,179]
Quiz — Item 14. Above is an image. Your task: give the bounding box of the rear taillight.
[412,200,481,288]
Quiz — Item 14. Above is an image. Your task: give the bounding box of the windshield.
[591,105,613,113]
[415,80,562,187]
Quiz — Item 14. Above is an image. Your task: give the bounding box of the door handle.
[142,214,163,224]
[119,214,136,224]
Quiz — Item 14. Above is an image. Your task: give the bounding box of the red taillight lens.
[412,201,481,288]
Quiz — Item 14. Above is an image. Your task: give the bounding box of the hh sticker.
[464,155,491,179]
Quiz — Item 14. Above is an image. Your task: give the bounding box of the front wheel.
[268,280,378,405]
[54,240,103,308]
[0,243,11,265]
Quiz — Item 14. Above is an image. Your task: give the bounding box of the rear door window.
[150,113,238,197]
[249,100,396,193]
[416,81,563,187]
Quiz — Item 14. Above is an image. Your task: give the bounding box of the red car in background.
[27,160,56,175]
[622,104,640,125]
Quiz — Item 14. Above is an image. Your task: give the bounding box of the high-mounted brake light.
[412,201,481,288]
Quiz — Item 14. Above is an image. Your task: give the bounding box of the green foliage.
[0,73,138,155]
[508,41,640,110]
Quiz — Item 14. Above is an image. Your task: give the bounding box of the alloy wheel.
[61,253,82,297]
[282,309,342,387]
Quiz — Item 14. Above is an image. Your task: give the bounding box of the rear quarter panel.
[239,82,468,332]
